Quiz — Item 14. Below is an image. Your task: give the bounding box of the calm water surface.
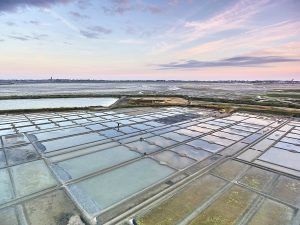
[0,98,118,110]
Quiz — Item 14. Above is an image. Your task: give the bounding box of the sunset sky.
[0,0,299,80]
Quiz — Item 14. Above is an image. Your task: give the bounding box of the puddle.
[0,206,19,225]
[52,146,140,181]
[171,144,212,161]
[29,127,90,141]
[252,139,275,151]
[224,115,248,121]
[126,141,161,154]
[286,132,300,139]
[11,160,57,197]
[197,123,220,130]
[222,128,251,137]
[154,113,199,124]
[38,123,58,129]
[0,97,118,111]
[206,121,229,127]
[212,131,244,141]
[131,124,153,130]
[17,126,39,132]
[152,150,196,169]
[73,119,90,124]
[237,149,261,161]
[37,133,105,153]
[151,127,178,135]
[175,128,202,137]
[259,147,300,171]
[275,142,300,152]
[57,121,75,127]
[136,174,226,225]
[86,124,107,131]
[146,136,176,148]
[161,132,191,142]
[33,119,50,125]
[68,158,175,214]
[24,189,80,225]
[5,144,40,166]
[144,121,164,127]
[187,139,224,153]
[0,151,6,168]
[0,168,14,204]
[14,121,32,127]
[118,126,139,134]
[281,137,300,146]
[231,125,258,133]
[243,118,272,126]
[187,126,212,133]
[201,135,235,147]
[0,129,15,136]
[2,133,30,147]
[100,129,124,138]
[220,142,248,156]
[242,133,263,144]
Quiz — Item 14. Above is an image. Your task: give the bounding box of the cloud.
[152,0,272,55]
[102,0,165,15]
[93,26,112,34]
[29,20,40,25]
[80,26,112,39]
[119,39,145,45]
[0,0,74,12]
[7,33,48,41]
[158,56,300,69]
[70,11,89,19]
[45,8,79,32]
[6,21,16,26]
[102,0,133,15]
[175,21,300,59]
[80,30,98,39]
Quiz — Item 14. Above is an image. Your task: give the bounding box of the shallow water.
[38,133,106,153]
[69,158,175,213]
[53,146,141,181]
[0,97,118,110]
[171,144,212,161]
[11,160,57,197]
[187,139,224,152]
[0,169,14,204]
[152,150,196,169]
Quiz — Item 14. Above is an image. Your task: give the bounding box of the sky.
[0,0,299,80]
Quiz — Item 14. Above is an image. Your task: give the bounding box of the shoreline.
[0,95,299,117]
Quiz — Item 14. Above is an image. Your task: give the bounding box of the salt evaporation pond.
[0,98,118,111]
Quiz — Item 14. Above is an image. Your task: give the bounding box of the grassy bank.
[1,95,300,117]
[265,93,300,99]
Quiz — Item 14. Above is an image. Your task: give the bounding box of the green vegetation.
[136,175,226,225]
[247,200,294,225]
[273,89,300,93]
[188,186,256,225]
[1,95,300,116]
[265,93,300,99]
